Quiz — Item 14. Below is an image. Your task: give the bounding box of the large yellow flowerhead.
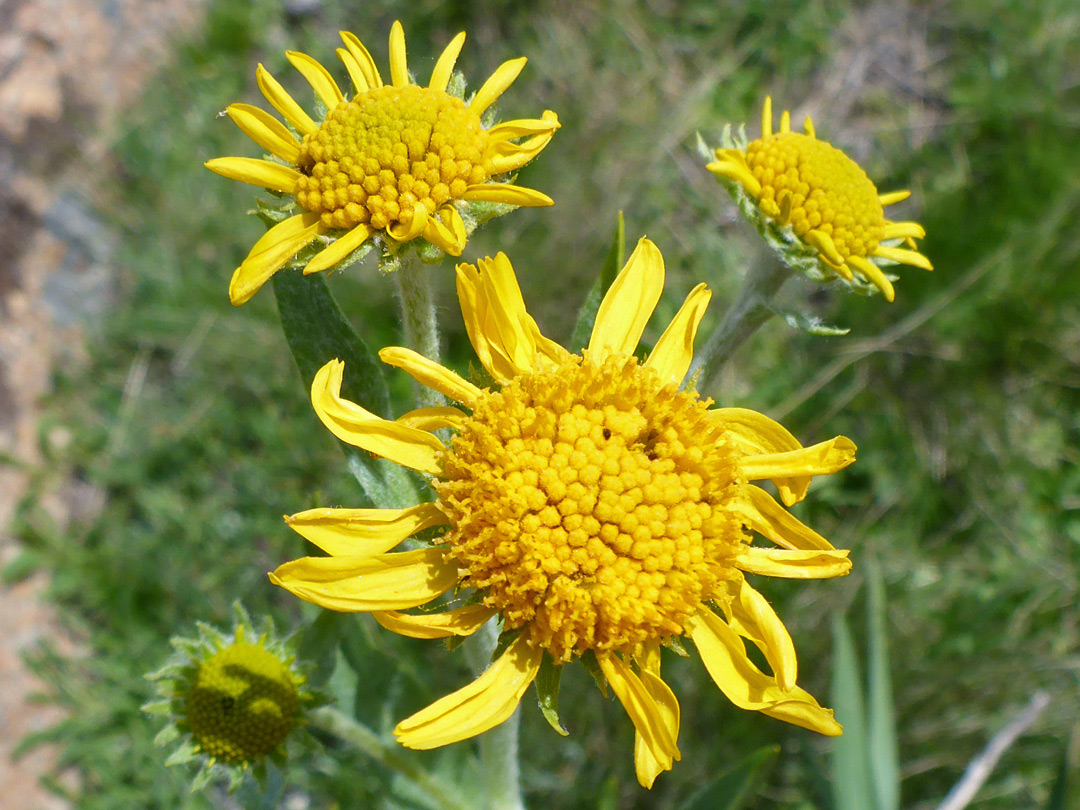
[707,97,931,301]
[270,239,857,788]
[206,21,559,305]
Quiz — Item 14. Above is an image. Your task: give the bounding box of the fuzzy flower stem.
[309,707,470,810]
[693,253,791,392]
[394,253,443,409]
[464,621,527,810]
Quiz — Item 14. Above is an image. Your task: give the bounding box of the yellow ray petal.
[385,203,430,243]
[804,228,846,266]
[739,436,856,482]
[388,20,409,87]
[687,605,841,735]
[429,31,466,92]
[422,206,467,256]
[716,147,748,165]
[882,221,926,240]
[486,131,557,175]
[717,576,798,690]
[269,548,459,611]
[395,633,542,749]
[733,484,835,551]
[706,160,763,197]
[873,245,934,271]
[762,96,773,138]
[455,261,518,384]
[804,115,815,138]
[476,253,541,374]
[878,189,911,207]
[225,103,301,164]
[311,359,444,475]
[204,157,300,194]
[372,604,496,639]
[834,262,856,281]
[486,114,561,141]
[286,50,344,109]
[303,223,372,275]
[285,502,448,556]
[761,697,843,735]
[588,237,665,362]
[459,252,567,380]
[469,57,527,116]
[759,196,780,218]
[461,183,553,207]
[780,110,791,133]
[336,48,369,94]
[396,406,469,432]
[229,213,323,306]
[378,346,482,408]
[256,64,317,135]
[734,546,852,579]
[847,255,896,302]
[715,408,801,454]
[636,640,662,674]
[340,31,382,89]
[644,283,712,385]
[631,642,679,789]
[598,654,681,787]
[712,407,815,505]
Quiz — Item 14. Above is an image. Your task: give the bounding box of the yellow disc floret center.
[436,355,747,661]
[186,641,299,764]
[295,85,491,231]
[746,132,885,260]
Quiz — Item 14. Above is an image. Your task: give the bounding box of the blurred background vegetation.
[8,0,1080,807]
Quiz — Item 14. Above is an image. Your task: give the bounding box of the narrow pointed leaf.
[773,305,851,336]
[535,654,569,736]
[272,269,395,502]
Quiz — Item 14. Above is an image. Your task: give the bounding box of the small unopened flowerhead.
[144,604,315,792]
[270,238,858,788]
[707,97,931,301]
[185,640,299,764]
[206,21,559,305]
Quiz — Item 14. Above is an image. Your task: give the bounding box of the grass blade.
[867,563,901,810]
[831,614,873,810]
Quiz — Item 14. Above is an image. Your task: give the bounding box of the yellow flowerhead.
[270,239,856,788]
[707,97,931,301]
[144,604,315,791]
[206,21,559,305]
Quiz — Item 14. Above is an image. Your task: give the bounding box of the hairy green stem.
[464,621,526,810]
[309,707,470,810]
[394,253,443,408]
[692,254,790,392]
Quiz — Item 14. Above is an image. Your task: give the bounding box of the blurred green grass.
[10,0,1080,807]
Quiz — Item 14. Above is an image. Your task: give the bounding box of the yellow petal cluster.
[271,238,856,788]
[206,21,559,305]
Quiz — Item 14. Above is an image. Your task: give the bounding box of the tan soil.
[0,1,206,806]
